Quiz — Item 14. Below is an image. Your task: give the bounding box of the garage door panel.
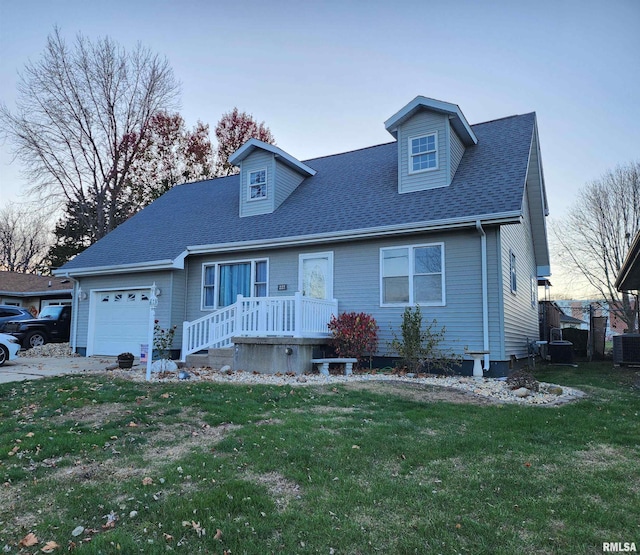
[92,290,150,356]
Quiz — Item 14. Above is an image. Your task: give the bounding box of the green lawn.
[0,362,638,554]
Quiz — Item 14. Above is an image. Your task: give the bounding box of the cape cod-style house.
[55,96,551,377]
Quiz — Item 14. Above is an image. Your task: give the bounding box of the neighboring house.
[560,313,586,329]
[554,299,634,339]
[616,230,640,292]
[0,271,73,315]
[54,96,550,376]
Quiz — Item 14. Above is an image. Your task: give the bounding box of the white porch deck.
[181,293,338,358]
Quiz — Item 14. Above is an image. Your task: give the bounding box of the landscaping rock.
[151,359,178,373]
[513,387,530,398]
[220,365,232,373]
[546,385,563,395]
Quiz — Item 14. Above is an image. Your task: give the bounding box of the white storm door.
[299,252,334,299]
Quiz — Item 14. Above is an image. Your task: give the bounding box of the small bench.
[311,358,358,376]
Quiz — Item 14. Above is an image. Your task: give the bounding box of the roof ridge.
[472,112,535,127]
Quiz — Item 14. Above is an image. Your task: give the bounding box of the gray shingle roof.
[59,112,535,272]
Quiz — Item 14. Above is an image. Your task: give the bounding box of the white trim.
[380,242,446,307]
[247,167,268,201]
[408,131,439,174]
[229,138,317,176]
[298,252,334,300]
[200,257,269,311]
[56,212,523,278]
[385,96,478,145]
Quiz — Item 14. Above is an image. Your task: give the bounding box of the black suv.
[2,305,72,349]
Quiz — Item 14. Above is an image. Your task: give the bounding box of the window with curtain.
[202,259,268,309]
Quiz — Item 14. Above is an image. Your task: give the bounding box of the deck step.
[184,352,210,368]
[208,347,234,370]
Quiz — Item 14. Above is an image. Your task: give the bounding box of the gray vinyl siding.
[239,150,275,217]
[499,193,540,360]
[184,229,503,359]
[397,111,449,193]
[274,161,306,210]
[450,127,465,181]
[74,271,180,351]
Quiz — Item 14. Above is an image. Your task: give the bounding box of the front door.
[299,252,334,299]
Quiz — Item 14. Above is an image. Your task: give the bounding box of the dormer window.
[248,169,267,200]
[409,133,438,173]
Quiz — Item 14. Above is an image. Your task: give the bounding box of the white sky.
[0,0,638,295]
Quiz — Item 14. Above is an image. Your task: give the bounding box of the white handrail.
[181,294,338,359]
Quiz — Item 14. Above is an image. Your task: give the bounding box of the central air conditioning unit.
[612,334,640,365]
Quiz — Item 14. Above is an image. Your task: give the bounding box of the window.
[510,251,517,293]
[248,169,267,200]
[381,243,444,306]
[409,133,438,173]
[530,275,537,308]
[202,259,268,309]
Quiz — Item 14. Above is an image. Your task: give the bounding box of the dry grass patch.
[244,471,302,512]
[254,418,284,426]
[341,380,495,405]
[142,421,241,465]
[51,402,128,427]
[575,443,632,469]
[50,458,145,484]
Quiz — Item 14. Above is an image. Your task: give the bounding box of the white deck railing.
[181,292,338,358]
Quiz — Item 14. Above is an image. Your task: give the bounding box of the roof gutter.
[187,211,522,255]
[55,211,522,277]
[52,257,185,278]
[0,289,72,296]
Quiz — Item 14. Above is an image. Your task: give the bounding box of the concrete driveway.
[0,355,116,384]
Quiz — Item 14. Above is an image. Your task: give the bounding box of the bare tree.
[553,161,640,331]
[0,28,180,241]
[0,205,51,273]
[214,107,275,176]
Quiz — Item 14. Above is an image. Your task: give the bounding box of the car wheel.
[0,345,7,366]
[24,331,47,349]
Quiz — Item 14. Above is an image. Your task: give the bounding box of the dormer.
[384,96,478,194]
[229,139,316,217]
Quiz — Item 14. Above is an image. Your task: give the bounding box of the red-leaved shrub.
[327,312,379,365]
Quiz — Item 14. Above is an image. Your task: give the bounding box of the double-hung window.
[510,251,517,293]
[409,133,438,173]
[381,243,445,306]
[248,169,267,200]
[202,259,268,309]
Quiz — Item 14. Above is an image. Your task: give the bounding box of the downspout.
[67,275,79,355]
[475,221,490,370]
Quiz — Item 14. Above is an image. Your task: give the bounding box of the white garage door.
[92,290,150,356]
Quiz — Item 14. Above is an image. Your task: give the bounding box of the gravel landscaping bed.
[20,343,585,406]
[106,364,585,406]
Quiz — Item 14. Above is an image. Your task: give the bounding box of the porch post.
[235,295,244,336]
[146,283,158,381]
[294,291,303,338]
[181,321,189,362]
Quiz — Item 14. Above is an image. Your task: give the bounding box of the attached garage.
[88,289,151,356]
